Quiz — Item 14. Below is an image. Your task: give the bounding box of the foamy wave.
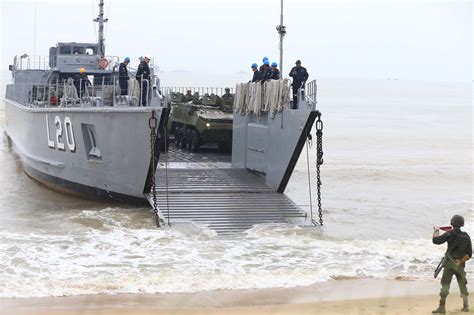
[2,214,470,298]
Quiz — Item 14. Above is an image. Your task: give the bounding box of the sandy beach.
[2,278,472,314]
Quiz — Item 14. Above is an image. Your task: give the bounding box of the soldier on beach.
[432,215,471,313]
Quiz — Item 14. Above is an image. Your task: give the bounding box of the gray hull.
[4,99,164,201]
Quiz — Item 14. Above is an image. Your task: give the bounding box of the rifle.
[434,256,446,279]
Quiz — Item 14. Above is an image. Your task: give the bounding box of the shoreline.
[3,278,472,314]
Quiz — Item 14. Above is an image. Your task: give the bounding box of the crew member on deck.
[75,67,91,98]
[119,57,130,95]
[288,60,309,109]
[259,57,272,83]
[251,63,262,82]
[136,55,151,106]
[271,62,280,80]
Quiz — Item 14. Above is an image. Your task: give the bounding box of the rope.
[165,124,171,226]
[306,136,313,224]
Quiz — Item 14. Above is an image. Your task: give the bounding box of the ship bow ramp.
[147,81,319,234]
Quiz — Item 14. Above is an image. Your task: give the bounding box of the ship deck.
[147,146,307,234]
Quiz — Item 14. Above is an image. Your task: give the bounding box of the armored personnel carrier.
[168,90,233,152]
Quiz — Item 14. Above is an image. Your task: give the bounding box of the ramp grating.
[147,148,307,234]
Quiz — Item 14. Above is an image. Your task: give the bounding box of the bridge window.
[73,46,86,55]
[85,47,96,55]
[59,46,72,55]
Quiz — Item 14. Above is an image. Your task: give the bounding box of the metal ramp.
[146,148,308,234]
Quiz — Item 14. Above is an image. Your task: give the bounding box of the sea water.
[0,76,472,298]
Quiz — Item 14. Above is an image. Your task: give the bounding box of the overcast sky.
[1,0,472,85]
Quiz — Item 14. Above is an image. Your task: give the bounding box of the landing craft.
[4,0,324,233]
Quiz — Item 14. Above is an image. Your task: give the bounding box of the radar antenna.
[93,0,108,57]
[276,0,286,75]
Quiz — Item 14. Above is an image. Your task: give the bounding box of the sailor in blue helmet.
[271,62,280,80]
[251,63,263,82]
[259,57,272,83]
[119,57,130,95]
[289,60,309,109]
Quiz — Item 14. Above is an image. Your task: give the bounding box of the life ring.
[98,58,109,69]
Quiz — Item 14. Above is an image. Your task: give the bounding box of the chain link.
[315,112,324,226]
[149,110,160,227]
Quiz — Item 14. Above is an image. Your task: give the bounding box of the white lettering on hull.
[64,117,76,152]
[46,115,76,152]
[45,115,55,148]
[55,116,65,151]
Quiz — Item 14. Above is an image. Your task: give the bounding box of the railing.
[12,54,122,72]
[162,86,234,97]
[305,80,318,109]
[5,75,158,108]
[13,55,51,71]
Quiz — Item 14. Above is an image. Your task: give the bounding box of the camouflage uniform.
[433,229,471,298]
[432,217,471,313]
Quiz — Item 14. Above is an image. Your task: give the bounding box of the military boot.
[461,295,469,312]
[432,298,446,313]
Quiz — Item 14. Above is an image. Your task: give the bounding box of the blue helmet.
[124,57,130,62]
[264,60,270,65]
[271,62,278,67]
[263,56,269,62]
[251,63,258,68]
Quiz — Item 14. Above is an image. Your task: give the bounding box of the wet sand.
[2,278,472,314]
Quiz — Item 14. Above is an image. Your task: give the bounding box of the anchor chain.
[148,110,160,227]
[315,112,324,226]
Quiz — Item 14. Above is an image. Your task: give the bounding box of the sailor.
[118,57,130,95]
[288,60,309,109]
[432,215,471,313]
[271,62,281,80]
[222,87,232,99]
[221,87,233,111]
[75,67,91,98]
[251,63,263,82]
[185,90,193,102]
[259,57,269,72]
[136,55,151,106]
[259,57,272,83]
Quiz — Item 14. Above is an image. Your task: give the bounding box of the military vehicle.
[168,90,233,152]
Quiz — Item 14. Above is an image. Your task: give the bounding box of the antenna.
[93,0,108,57]
[33,0,37,57]
[276,0,286,75]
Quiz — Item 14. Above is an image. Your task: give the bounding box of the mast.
[276,0,286,75]
[93,0,108,57]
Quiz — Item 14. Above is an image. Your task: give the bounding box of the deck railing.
[162,86,234,97]
[5,75,160,108]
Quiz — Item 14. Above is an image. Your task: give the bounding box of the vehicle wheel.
[189,130,200,153]
[159,127,170,152]
[175,127,182,148]
[218,142,231,152]
[180,128,188,149]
